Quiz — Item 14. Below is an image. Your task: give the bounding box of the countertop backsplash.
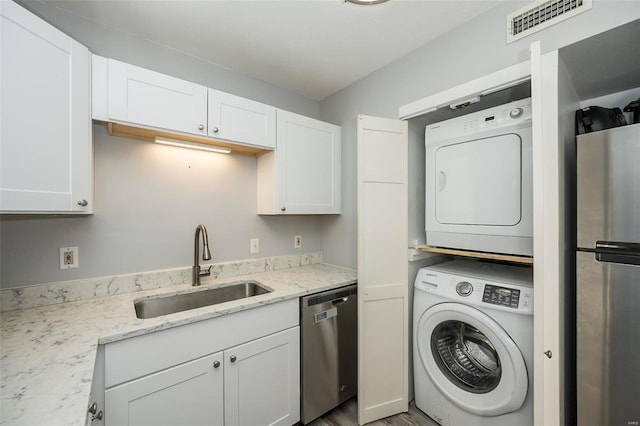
[0,251,322,312]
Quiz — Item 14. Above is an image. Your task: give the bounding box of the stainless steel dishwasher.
[300,284,357,424]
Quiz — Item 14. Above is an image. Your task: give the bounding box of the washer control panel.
[415,261,533,315]
[482,284,520,308]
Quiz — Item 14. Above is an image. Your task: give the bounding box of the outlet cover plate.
[294,235,302,249]
[60,247,78,269]
[250,238,260,254]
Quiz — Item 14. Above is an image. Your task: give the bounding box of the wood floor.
[309,398,439,426]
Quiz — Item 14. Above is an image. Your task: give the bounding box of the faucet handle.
[199,265,212,278]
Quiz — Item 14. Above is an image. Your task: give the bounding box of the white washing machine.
[413,260,533,426]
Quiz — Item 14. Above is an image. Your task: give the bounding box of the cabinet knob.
[280,206,286,212]
[213,360,220,368]
[544,350,553,359]
[230,355,237,363]
[212,127,219,133]
[77,199,88,207]
[198,124,205,131]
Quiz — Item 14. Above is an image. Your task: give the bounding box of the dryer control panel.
[425,98,532,144]
[415,260,534,315]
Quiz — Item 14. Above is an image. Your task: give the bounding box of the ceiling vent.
[506,0,592,44]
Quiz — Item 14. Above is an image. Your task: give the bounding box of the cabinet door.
[0,1,92,213]
[208,89,276,148]
[224,327,300,426]
[105,352,223,426]
[271,110,341,214]
[108,59,208,136]
[86,346,105,426]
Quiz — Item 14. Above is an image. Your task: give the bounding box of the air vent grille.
[506,0,592,43]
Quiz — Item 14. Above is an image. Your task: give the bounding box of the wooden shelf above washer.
[409,244,533,265]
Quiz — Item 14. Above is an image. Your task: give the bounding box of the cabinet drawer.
[105,298,297,388]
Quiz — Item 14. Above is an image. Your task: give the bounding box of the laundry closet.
[356,18,640,426]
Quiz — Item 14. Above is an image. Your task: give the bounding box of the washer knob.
[510,107,524,118]
[456,281,473,296]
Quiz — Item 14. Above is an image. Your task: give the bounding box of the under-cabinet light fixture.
[154,137,232,154]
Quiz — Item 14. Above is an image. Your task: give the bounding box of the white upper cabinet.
[257,110,341,215]
[0,1,92,214]
[107,58,208,136]
[92,57,277,151]
[208,89,276,148]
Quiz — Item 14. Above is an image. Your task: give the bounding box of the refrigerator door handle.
[594,241,640,265]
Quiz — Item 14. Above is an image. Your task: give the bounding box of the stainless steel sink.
[134,280,273,319]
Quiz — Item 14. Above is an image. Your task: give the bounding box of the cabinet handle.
[213,360,220,368]
[198,123,205,131]
[280,206,286,212]
[212,127,219,133]
[230,355,237,363]
[88,402,97,415]
[544,350,553,359]
[88,402,102,422]
[77,199,88,207]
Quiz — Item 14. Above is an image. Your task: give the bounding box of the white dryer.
[413,260,533,426]
[425,98,533,256]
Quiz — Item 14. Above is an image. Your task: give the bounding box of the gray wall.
[2,1,638,288]
[1,126,323,287]
[0,4,323,288]
[318,0,640,269]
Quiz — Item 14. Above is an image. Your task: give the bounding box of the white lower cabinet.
[224,328,300,426]
[103,299,299,426]
[105,352,224,426]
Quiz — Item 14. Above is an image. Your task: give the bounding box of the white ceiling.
[21,0,505,101]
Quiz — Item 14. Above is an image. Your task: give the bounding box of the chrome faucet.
[193,224,212,286]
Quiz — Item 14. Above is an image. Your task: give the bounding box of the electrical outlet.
[250,238,260,254]
[294,235,302,249]
[60,247,78,269]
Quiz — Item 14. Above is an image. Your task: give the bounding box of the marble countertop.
[0,263,357,426]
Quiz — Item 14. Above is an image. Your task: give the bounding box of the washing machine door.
[416,302,528,416]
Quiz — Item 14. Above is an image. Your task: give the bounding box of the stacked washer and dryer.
[414,100,534,426]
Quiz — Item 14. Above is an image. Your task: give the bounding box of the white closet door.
[531,41,575,426]
[357,115,408,424]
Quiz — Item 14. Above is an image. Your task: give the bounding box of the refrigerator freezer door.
[576,124,640,249]
[576,251,640,426]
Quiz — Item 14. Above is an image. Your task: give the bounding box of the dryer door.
[416,302,528,416]
[432,134,522,226]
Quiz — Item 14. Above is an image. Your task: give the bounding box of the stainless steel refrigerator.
[576,123,640,426]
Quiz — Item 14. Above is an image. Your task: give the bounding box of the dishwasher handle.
[332,297,349,306]
[303,284,357,308]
